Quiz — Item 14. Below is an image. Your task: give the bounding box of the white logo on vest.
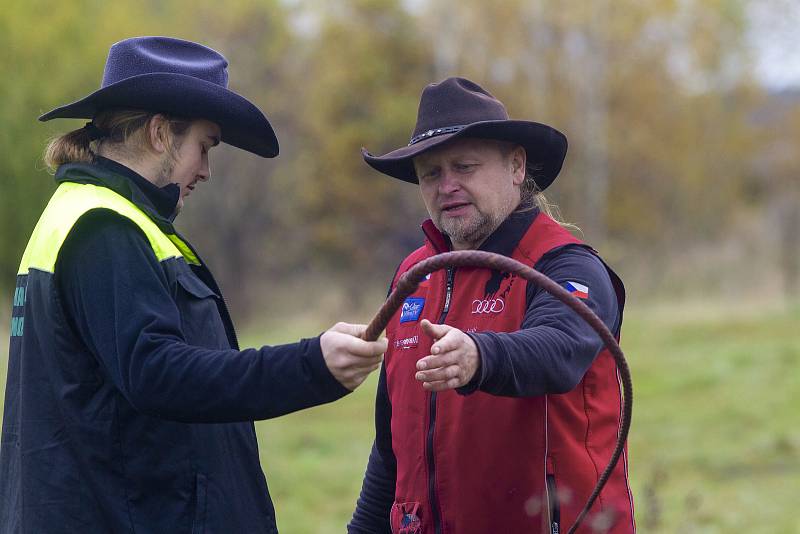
[471,298,505,314]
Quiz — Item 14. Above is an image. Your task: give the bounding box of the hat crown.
[412,77,509,141]
[101,36,229,89]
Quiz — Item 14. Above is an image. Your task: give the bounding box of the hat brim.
[362,120,567,190]
[39,72,278,158]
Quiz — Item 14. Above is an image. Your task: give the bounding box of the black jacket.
[1,159,349,533]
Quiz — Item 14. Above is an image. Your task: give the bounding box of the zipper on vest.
[427,267,454,534]
[216,293,240,350]
[546,474,560,534]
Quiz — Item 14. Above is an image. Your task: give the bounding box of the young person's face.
[158,119,221,212]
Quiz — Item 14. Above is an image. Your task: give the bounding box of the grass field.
[2,300,799,533]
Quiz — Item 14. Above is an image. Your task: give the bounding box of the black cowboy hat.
[39,36,278,158]
[362,77,567,190]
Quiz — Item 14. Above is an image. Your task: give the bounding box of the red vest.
[385,214,635,534]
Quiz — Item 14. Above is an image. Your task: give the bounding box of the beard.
[152,153,183,214]
[153,153,175,188]
[438,208,507,249]
[436,194,519,249]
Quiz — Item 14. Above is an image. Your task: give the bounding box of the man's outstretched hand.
[415,319,480,391]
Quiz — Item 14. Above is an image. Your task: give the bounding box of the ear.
[147,114,170,154]
[510,145,526,186]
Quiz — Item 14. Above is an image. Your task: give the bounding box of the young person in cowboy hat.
[349,77,634,533]
[0,36,387,534]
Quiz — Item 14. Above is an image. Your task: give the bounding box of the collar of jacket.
[421,205,540,256]
[54,158,181,232]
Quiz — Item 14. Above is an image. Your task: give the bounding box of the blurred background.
[1,0,798,531]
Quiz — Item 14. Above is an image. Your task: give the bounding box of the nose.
[198,155,211,182]
[438,168,461,194]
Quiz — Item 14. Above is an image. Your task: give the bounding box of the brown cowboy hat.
[362,77,567,190]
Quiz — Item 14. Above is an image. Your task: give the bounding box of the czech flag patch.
[564,281,589,299]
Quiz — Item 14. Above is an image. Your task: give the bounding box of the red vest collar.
[420,208,540,256]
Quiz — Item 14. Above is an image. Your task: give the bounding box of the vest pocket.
[390,501,422,534]
[546,474,561,534]
[191,473,208,534]
[176,272,217,299]
[175,272,227,348]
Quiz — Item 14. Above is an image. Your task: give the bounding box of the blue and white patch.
[400,297,425,323]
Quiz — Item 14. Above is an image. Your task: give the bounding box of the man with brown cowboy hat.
[0,36,386,533]
[349,78,634,533]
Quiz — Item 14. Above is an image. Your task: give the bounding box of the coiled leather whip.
[363,250,633,534]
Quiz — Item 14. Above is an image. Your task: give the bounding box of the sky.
[748,0,800,90]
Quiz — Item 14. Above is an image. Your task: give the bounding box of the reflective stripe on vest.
[18,182,198,274]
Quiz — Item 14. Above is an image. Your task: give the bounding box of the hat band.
[408,124,467,146]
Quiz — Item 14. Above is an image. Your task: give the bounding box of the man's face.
[413,138,526,250]
[156,119,221,212]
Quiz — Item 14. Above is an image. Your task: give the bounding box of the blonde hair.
[523,163,580,232]
[44,109,191,173]
[493,139,578,231]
